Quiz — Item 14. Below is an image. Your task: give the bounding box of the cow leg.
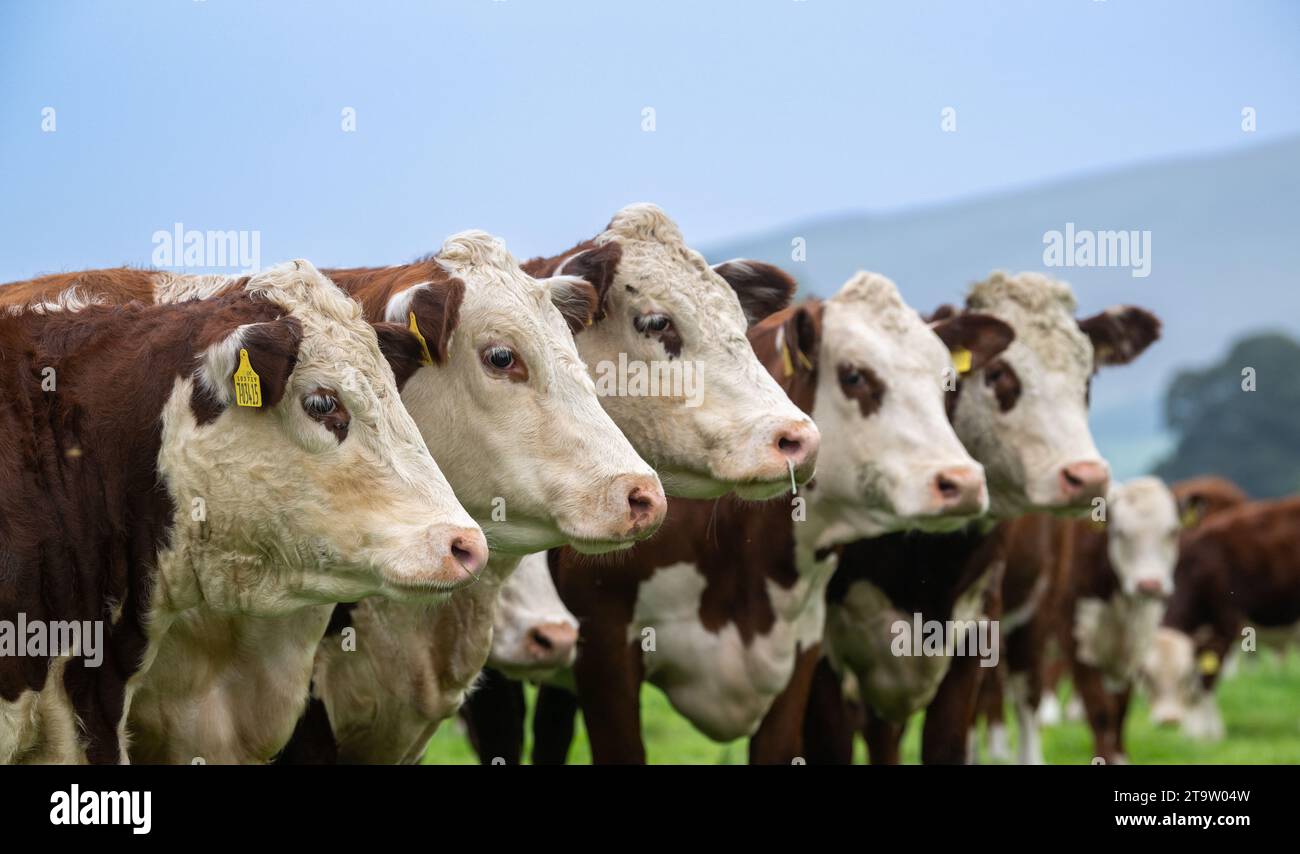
[461,668,525,765]
[1006,672,1045,765]
[975,659,1010,762]
[922,650,988,765]
[531,684,579,765]
[801,657,855,764]
[1071,660,1119,764]
[750,643,821,764]
[1112,685,1133,764]
[863,706,903,765]
[572,622,647,764]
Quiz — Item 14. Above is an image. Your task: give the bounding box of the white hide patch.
[629,560,831,742]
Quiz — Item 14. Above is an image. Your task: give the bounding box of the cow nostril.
[450,537,482,576]
[936,475,960,500]
[528,627,553,651]
[777,436,803,457]
[628,487,654,517]
[1063,468,1084,489]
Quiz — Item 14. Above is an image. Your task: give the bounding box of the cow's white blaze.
[810,272,988,548]
[394,231,662,554]
[953,272,1108,515]
[573,204,817,500]
[1105,477,1180,598]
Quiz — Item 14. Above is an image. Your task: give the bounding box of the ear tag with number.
[951,347,973,375]
[408,311,434,367]
[233,348,262,408]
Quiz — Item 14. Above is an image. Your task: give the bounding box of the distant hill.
[704,137,1300,479]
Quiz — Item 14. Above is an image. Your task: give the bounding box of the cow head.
[536,204,819,501]
[1142,626,1223,736]
[164,261,488,608]
[378,232,665,556]
[488,552,579,679]
[946,272,1160,517]
[1104,477,1179,599]
[754,272,1009,545]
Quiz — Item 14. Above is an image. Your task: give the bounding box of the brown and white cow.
[979,475,1248,762]
[804,272,1160,765]
[488,270,1008,764]
[0,261,482,764]
[1143,494,1300,740]
[1051,477,1180,764]
[1,233,658,764]
[291,205,822,763]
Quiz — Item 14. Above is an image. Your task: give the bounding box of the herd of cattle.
[0,203,1295,765]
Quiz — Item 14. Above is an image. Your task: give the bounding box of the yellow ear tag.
[233,348,262,408]
[408,311,434,367]
[1198,650,1220,676]
[796,348,814,371]
[951,347,973,375]
[1180,507,1200,529]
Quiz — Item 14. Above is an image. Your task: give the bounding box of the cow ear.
[200,317,303,414]
[372,322,426,390]
[544,275,600,335]
[930,312,1015,373]
[557,242,621,324]
[713,260,798,326]
[384,279,464,366]
[1078,306,1161,367]
[748,300,823,413]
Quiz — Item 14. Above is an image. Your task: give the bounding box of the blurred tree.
[1153,332,1300,498]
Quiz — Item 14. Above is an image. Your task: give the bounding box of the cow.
[1051,477,1180,764]
[488,269,1011,764]
[1143,495,1300,740]
[2,231,660,764]
[978,475,1248,761]
[0,261,483,764]
[803,272,1160,765]
[458,553,578,764]
[288,204,821,763]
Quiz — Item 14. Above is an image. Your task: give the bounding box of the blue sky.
[1,0,1297,279]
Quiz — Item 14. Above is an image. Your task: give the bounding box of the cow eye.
[841,368,864,386]
[986,367,1004,383]
[634,313,672,333]
[303,392,338,417]
[484,346,515,370]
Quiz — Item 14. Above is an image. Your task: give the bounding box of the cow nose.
[1151,707,1182,728]
[442,527,488,583]
[773,421,820,472]
[622,475,667,537]
[1059,460,1109,505]
[932,466,987,515]
[1135,578,1167,598]
[526,621,578,666]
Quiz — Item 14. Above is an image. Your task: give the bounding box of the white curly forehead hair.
[966,270,1092,371]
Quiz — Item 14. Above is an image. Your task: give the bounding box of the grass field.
[423,651,1300,764]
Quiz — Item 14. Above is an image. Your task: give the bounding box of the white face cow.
[488,552,579,680]
[1143,626,1223,737]
[547,204,819,500]
[948,272,1160,517]
[1105,477,1180,598]
[381,232,665,556]
[789,272,1013,546]
[159,260,488,610]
